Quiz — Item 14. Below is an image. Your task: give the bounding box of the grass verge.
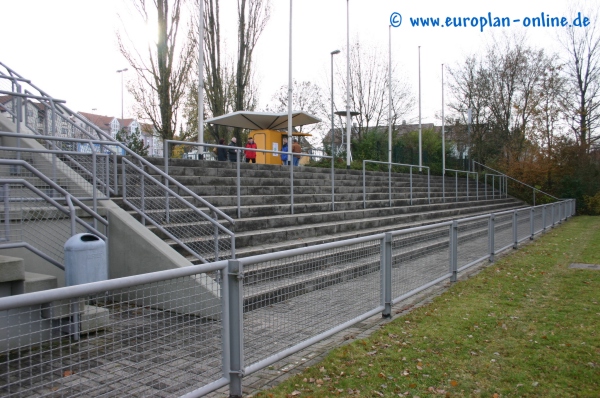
[253,216,600,397]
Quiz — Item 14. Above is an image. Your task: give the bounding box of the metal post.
[3,184,9,240]
[388,162,392,207]
[92,150,98,230]
[237,149,242,219]
[476,172,479,200]
[409,167,413,205]
[450,221,458,282]
[427,169,431,204]
[551,203,555,227]
[140,169,146,226]
[227,259,244,398]
[484,174,487,200]
[213,211,220,261]
[113,151,118,195]
[164,140,170,223]
[530,207,534,240]
[466,172,469,201]
[66,195,76,236]
[381,233,392,318]
[362,162,366,209]
[533,189,536,206]
[331,156,335,211]
[488,213,495,262]
[455,173,458,202]
[512,210,518,249]
[542,204,547,231]
[442,173,445,202]
[492,175,495,200]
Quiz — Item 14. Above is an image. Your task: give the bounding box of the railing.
[165,140,336,216]
[484,173,507,200]
[0,61,235,262]
[473,160,559,206]
[443,168,479,202]
[362,160,430,208]
[0,199,575,397]
[0,159,107,270]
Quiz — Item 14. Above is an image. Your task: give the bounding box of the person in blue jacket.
[281,137,289,165]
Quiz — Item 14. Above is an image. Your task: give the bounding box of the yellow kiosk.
[204,111,320,165]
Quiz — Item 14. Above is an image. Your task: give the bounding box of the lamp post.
[116,68,128,120]
[198,0,205,151]
[418,46,422,172]
[330,50,340,160]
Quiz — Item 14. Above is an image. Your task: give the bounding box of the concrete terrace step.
[159,198,523,262]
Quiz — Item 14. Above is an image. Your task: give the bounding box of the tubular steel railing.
[443,168,479,202]
[0,61,235,262]
[165,140,336,217]
[0,199,575,397]
[0,160,107,270]
[473,160,559,206]
[362,160,430,208]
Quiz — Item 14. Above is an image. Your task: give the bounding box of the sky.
[2,0,597,132]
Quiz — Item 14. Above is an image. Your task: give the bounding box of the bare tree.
[266,80,328,137]
[561,8,600,154]
[336,39,414,140]
[118,0,195,143]
[184,0,270,144]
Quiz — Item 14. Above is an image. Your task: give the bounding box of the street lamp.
[116,68,128,120]
[330,50,340,160]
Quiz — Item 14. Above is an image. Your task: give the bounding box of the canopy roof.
[204,111,321,131]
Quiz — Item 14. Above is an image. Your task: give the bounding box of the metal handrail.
[166,140,335,218]
[1,62,234,261]
[363,160,430,208]
[443,168,479,202]
[121,158,234,263]
[473,160,560,204]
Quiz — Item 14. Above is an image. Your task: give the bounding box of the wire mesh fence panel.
[457,218,489,269]
[391,225,450,299]
[494,213,514,253]
[517,209,531,242]
[123,160,232,262]
[0,147,110,201]
[533,207,544,235]
[0,183,101,266]
[242,238,382,368]
[0,272,224,397]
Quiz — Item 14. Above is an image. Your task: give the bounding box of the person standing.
[281,137,289,165]
[216,138,228,161]
[292,138,302,166]
[245,137,257,163]
[228,137,238,162]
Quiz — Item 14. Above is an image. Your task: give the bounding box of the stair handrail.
[0,62,234,225]
[473,160,560,204]
[362,160,431,208]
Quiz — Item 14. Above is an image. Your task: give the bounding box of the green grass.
[253,216,600,397]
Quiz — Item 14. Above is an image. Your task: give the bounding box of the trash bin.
[64,233,107,286]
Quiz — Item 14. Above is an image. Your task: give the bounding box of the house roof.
[79,112,116,130]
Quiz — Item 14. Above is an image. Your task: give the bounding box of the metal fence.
[363,160,431,207]
[0,199,575,397]
[0,160,107,270]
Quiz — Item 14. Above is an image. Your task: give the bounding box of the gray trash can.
[64,233,107,286]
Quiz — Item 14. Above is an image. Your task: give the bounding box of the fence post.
[410,167,413,205]
[542,205,547,232]
[3,183,9,240]
[512,210,518,249]
[237,149,242,219]
[466,172,469,201]
[551,203,555,228]
[443,173,445,202]
[488,213,495,262]
[227,259,244,398]
[163,141,170,223]
[381,232,392,318]
[331,155,335,211]
[363,162,366,209]
[455,173,458,202]
[427,169,431,204]
[388,163,392,207]
[450,221,458,282]
[530,207,535,240]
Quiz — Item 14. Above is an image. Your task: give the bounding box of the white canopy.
[204,111,321,131]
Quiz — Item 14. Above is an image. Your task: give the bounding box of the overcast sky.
[2,0,597,129]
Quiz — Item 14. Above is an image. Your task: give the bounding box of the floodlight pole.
[198,0,205,150]
[418,46,422,172]
[331,50,340,161]
[116,68,128,120]
[346,0,351,169]
[442,64,445,175]
[388,25,392,165]
[288,0,293,167]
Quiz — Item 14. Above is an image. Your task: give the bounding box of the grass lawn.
[253,216,600,397]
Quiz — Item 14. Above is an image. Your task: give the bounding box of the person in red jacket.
[245,137,258,163]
